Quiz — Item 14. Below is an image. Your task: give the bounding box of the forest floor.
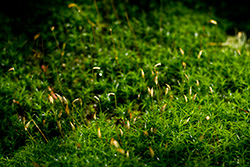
[1,1,250,166]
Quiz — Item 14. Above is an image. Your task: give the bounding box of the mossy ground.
[1,1,250,166]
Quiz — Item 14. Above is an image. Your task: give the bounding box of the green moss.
[1,0,250,166]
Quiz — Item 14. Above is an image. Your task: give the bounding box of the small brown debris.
[149,147,155,158]
[117,148,125,154]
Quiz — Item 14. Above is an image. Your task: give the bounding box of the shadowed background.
[0,0,250,38]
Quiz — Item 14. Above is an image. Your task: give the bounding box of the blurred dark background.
[129,0,250,35]
[0,0,249,37]
[0,0,65,38]
[179,0,250,35]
